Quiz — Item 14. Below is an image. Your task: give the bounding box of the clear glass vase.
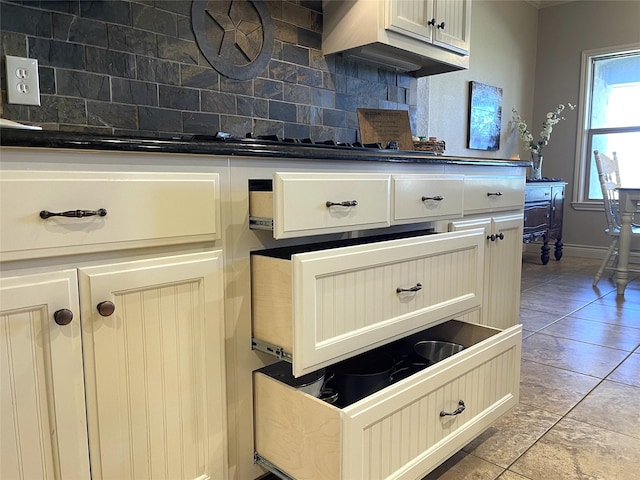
[530,152,544,180]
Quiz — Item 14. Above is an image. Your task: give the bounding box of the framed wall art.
[468,81,503,151]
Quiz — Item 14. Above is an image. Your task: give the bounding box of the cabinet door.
[450,214,523,329]
[1,271,90,479]
[487,215,523,330]
[78,251,226,480]
[387,0,435,43]
[433,0,471,54]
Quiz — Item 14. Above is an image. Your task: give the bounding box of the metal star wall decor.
[192,0,274,81]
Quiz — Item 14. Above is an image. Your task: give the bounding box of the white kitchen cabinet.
[79,251,226,480]
[1,252,226,480]
[323,0,471,75]
[248,166,525,479]
[0,160,227,480]
[388,0,471,54]
[450,214,524,329]
[1,270,90,480]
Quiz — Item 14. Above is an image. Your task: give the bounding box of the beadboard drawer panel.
[391,175,464,224]
[273,172,391,239]
[254,321,522,480]
[252,230,485,377]
[463,176,525,214]
[0,171,219,260]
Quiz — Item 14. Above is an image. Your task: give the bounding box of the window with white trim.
[573,45,640,205]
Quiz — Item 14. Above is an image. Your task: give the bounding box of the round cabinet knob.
[97,301,116,317]
[53,308,74,326]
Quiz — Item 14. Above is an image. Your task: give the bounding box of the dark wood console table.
[523,180,567,265]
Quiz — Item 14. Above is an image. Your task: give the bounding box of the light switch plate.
[5,55,41,106]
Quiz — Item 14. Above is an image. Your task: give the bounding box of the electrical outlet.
[5,55,41,106]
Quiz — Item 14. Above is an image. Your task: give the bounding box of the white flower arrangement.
[512,103,576,154]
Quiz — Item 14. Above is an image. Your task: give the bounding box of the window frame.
[571,43,640,211]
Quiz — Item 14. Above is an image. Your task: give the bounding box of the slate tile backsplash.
[0,0,417,142]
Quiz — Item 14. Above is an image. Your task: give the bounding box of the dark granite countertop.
[0,128,530,167]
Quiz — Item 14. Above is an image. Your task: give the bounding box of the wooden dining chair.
[592,150,640,286]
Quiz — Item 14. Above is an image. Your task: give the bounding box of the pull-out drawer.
[251,230,484,376]
[0,171,220,261]
[249,172,391,239]
[391,175,464,224]
[463,176,525,214]
[254,320,522,480]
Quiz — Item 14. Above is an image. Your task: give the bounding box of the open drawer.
[254,320,522,480]
[251,229,485,376]
[249,172,391,239]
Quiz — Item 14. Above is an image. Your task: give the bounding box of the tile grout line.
[496,263,640,478]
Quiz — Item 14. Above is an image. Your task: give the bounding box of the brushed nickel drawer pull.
[326,200,358,208]
[422,195,444,201]
[440,400,465,417]
[40,208,107,219]
[487,192,503,197]
[396,283,422,293]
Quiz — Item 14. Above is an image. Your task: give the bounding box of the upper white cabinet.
[388,0,471,54]
[323,0,472,76]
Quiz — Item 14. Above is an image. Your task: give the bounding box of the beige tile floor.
[424,253,640,480]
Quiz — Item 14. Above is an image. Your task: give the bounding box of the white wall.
[418,0,539,159]
[535,0,640,253]
[422,0,640,255]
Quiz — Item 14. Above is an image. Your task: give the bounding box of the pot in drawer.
[328,351,409,407]
[251,230,485,377]
[254,320,523,480]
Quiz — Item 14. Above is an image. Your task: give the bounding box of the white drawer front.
[392,175,464,224]
[463,176,525,214]
[343,325,521,479]
[293,230,484,375]
[0,171,219,260]
[254,322,522,480]
[273,172,390,239]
